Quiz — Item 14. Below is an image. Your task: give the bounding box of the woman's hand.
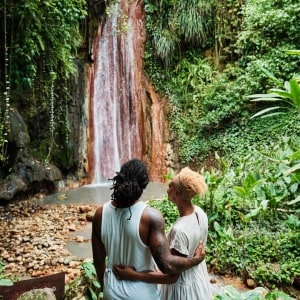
[113,264,138,281]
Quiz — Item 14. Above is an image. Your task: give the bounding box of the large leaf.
[248,93,282,100]
[284,163,300,175]
[268,89,292,100]
[291,150,300,160]
[289,78,300,107]
[287,195,300,205]
[233,186,247,197]
[286,49,300,56]
[250,107,284,118]
[256,64,283,87]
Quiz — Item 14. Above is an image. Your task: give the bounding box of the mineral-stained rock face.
[86,0,170,184]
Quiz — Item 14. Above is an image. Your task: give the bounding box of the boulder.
[0,108,63,201]
[17,288,56,300]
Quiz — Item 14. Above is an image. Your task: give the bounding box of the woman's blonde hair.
[172,167,208,199]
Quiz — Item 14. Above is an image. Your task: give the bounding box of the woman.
[113,167,212,300]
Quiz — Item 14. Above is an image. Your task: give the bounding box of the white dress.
[160,205,212,300]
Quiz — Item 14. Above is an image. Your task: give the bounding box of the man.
[92,159,205,300]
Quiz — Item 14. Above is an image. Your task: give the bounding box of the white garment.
[101,201,160,300]
[160,205,212,300]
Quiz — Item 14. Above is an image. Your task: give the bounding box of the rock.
[17,288,56,300]
[246,278,257,288]
[0,160,63,201]
[0,201,98,285]
[79,205,93,213]
[86,211,94,221]
[0,107,63,201]
[76,236,85,242]
[8,107,30,148]
[210,277,217,284]
[0,175,27,200]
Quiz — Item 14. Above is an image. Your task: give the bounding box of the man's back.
[100,200,160,300]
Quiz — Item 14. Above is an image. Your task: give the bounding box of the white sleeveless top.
[101,200,160,300]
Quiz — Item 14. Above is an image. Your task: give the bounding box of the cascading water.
[88,1,145,184]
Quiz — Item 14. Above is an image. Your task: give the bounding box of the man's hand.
[193,240,205,262]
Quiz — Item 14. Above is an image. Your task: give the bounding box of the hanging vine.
[0,0,87,167]
[0,0,11,166]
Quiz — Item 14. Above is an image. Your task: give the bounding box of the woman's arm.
[113,265,180,284]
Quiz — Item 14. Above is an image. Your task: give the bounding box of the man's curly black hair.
[110,158,149,208]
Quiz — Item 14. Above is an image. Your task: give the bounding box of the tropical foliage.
[64,260,103,300]
[0,0,87,172]
[215,286,294,300]
[144,0,300,164]
[249,52,300,118]
[149,136,300,298]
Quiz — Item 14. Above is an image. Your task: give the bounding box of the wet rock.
[0,108,64,201]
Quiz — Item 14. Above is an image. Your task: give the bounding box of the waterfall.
[89,1,145,183]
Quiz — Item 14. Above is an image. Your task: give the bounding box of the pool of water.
[39,182,168,206]
[39,182,168,260]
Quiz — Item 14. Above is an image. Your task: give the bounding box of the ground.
[0,199,97,285]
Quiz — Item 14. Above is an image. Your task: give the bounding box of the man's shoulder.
[92,206,103,224]
[142,206,164,225]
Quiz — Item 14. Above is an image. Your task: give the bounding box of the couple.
[92,159,212,300]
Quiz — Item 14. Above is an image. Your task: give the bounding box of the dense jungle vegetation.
[143,0,300,298]
[0,0,299,299]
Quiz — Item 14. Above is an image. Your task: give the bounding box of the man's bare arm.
[91,207,106,288]
[145,207,205,274]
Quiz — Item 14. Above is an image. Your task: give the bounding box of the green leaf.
[256,64,283,87]
[291,150,300,160]
[265,289,294,299]
[250,107,283,118]
[233,186,246,197]
[284,163,300,175]
[93,279,101,288]
[248,93,281,100]
[0,278,14,286]
[287,195,300,205]
[245,207,261,220]
[268,89,292,100]
[286,50,300,56]
[88,287,98,300]
[289,78,300,107]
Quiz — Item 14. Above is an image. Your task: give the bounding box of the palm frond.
[250,106,285,119]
